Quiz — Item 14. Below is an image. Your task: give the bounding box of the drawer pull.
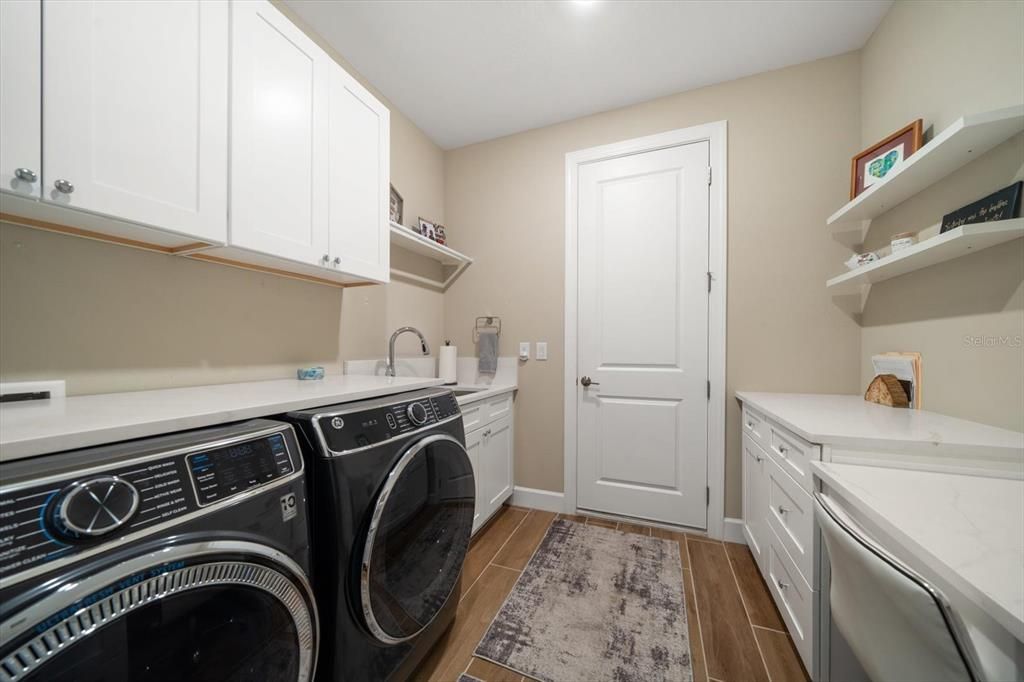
[777,579,789,590]
[746,420,754,428]
[777,445,788,455]
[777,505,789,515]
[755,455,763,463]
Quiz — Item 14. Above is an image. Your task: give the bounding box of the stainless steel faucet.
[385,327,431,377]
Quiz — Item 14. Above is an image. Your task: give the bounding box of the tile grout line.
[723,544,774,682]
[683,536,712,682]
[459,508,533,605]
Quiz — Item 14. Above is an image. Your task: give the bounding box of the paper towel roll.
[439,345,458,385]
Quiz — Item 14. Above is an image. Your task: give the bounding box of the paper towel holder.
[473,316,501,342]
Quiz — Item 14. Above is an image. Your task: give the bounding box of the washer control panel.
[0,428,297,582]
[318,391,461,454]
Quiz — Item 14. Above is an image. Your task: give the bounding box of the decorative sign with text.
[940,181,1022,233]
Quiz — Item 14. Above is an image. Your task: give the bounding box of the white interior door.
[576,141,710,528]
[42,0,228,241]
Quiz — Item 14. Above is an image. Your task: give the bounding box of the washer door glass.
[363,434,474,643]
[1,546,316,682]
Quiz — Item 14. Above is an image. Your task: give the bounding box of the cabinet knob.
[14,168,37,182]
[54,179,74,194]
[778,505,789,515]
[333,257,341,265]
[321,254,330,263]
[755,455,763,463]
[777,445,788,455]
[777,579,789,590]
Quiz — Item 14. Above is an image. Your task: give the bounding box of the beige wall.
[444,54,865,515]
[859,0,1024,431]
[0,7,447,395]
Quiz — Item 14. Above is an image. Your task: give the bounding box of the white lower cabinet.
[465,395,515,535]
[741,403,821,674]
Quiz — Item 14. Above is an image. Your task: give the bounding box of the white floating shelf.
[827,106,1024,226]
[389,221,473,290]
[827,219,1024,299]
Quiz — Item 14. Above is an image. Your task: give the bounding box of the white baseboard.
[723,517,746,544]
[510,486,565,513]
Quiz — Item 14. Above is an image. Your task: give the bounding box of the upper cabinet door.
[230,0,328,266]
[327,63,390,282]
[41,0,228,243]
[0,0,41,199]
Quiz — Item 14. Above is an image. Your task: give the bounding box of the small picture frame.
[417,217,436,240]
[850,120,923,199]
[433,224,447,245]
[389,184,404,224]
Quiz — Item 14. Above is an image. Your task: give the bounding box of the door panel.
[481,416,513,509]
[327,62,390,282]
[230,0,327,264]
[577,141,709,528]
[0,0,41,198]
[42,0,227,241]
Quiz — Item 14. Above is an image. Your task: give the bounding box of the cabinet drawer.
[741,404,769,452]
[767,532,814,671]
[765,457,814,584]
[767,422,819,494]
[485,392,513,421]
[460,402,483,432]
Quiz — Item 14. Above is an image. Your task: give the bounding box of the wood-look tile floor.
[413,506,809,682]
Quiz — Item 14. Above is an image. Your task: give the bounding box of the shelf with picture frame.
[389,221,473,290]
[827,105,1024,245]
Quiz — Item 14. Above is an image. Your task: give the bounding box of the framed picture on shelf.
[417,217,436,241]
[850,119,923,199]
[433,224,447,245]
[389,184,403,224]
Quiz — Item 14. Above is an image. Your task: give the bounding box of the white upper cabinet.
[41,0,228,243]
[0,0,41,199]
[229,0,329,266]
[327,62,390,282]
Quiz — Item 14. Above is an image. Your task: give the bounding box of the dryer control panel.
[0,424,299,585]
[317,391,461,455]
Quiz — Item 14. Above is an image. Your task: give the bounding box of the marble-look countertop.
[736,392,1024,460]
[0,375,444,462]
[813,462,1024,642]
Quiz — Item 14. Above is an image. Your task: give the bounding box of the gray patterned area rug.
[475,519,692,682]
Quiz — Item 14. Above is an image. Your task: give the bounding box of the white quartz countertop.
[0,375,444,461]
[813,462,1024,642]
[452,383,516,406]
[736,392,1024,456]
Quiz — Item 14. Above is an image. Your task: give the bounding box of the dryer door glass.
[0,549,316,682]
[362,434,474,643]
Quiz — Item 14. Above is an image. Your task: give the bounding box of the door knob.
[14,168,37,182]
[54,179,74,194]
[580,376,600,387]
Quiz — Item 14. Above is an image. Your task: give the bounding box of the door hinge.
[707,380,711,400]
[706,486,710,507]
[707,271,712,293]
[706,166,712,186]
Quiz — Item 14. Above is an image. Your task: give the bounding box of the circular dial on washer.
[57,476,139,537]
[406,402,429,426]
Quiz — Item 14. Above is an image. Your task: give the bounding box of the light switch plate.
[519,342,530,361]
[536,342,548,360]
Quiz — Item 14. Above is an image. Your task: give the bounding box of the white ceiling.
[285,0,892,150]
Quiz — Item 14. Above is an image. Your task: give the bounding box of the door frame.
[563,121,727,539]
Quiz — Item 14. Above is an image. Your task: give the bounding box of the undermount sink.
[451,388,485,397]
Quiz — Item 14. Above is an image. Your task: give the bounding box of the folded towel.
[477,329,499,375]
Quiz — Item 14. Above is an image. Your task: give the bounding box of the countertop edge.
[0,377,446,462]
[812,462,1024,641]
[454,384,517,406]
